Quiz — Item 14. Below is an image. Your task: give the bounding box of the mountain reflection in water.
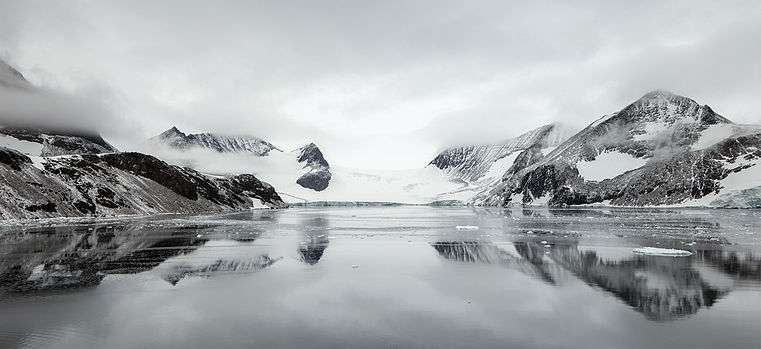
[298,217,330,265]
[0,207,759,349]
[431,238,759,321]
[0,224,208,292]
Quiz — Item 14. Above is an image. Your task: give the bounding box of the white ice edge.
[632,247,692,257]
[455,225,479,230]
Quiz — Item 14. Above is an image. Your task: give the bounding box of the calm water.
[0,207,760,349]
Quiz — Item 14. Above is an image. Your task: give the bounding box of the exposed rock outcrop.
[0,149,287,220]
[295,143,331,191]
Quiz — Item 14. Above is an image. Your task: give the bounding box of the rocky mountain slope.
[429,123,571,181]
[427,123,574,202]
[475,91,761,208]
[0,148,286,220]
[1,60,286,220]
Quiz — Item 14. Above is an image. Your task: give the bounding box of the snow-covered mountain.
[0,149,287,219]
[150,126,280,156]
[427,123,574,202]
[475,90,761,208]
[145,126,334,194]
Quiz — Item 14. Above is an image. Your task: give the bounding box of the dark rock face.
[297,170,331,191]
[102,152,199,200]
[429,145,478,171]
[101,152,287,208]
[296,143,329,168]
[0,147,32,171]
[295,143,332,191]
[0,151,287,219]
[226,174,285,207]
[25,201,57,212]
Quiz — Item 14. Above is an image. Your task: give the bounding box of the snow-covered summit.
[149,126,281,156]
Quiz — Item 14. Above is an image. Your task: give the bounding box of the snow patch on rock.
[577,151,648,181]
[0,134,43,156]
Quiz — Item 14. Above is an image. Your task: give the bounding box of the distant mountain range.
[145,126,332,192]
[150,126,281,156]
[2,57,760,220]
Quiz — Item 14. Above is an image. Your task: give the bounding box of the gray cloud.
[0,0,759,168]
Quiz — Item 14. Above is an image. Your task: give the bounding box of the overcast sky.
[1,1,759,168]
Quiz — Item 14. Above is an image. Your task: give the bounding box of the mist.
[1,0,759,169]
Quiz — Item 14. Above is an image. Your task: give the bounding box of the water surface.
[1,207,760,348]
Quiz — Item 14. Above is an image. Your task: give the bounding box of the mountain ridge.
[472,90,761,208]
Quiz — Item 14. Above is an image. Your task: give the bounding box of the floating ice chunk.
[456,225,479,231]
[351,264,359,269]
[633,247,692,257]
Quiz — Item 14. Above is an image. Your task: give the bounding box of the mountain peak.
[149,127,281,155]
[635,90,695,106]
[156,126,187,139]
[0,58,31,89]
[296,142,329,168]
[619,90,731,125]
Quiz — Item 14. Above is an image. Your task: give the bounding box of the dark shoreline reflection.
[298,216,330,265]
[0,224,208,293]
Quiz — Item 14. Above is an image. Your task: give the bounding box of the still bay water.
[1,207,760,349]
